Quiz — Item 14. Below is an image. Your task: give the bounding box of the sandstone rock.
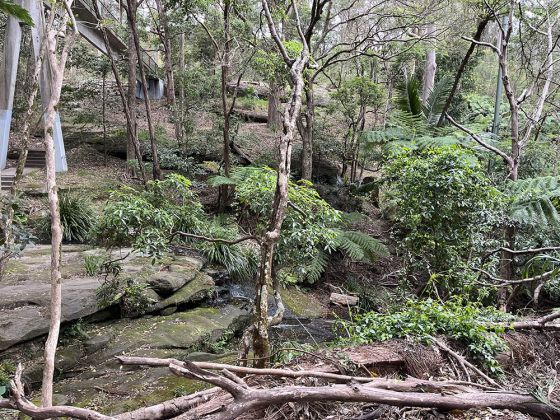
[0,277,101,350]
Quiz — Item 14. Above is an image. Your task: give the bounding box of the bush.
[383,146,502,282]
[341,298,511,373]
[40,192,95,243]
[96,174,205,259]
[211,167,388,284]
[96,277,155,317]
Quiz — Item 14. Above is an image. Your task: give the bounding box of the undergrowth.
[339,298,512,373]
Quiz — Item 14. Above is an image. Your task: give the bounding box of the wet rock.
[149,273,215,313]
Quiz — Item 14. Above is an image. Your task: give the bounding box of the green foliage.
[341,298,510,373]
[84,254,106,276]
[97,174,205,260]
[0,360,15,397]
[0,195,34,261]
[0,0,33,25]
[331,76,385,123]
[212,167,388,283]
[96,277,156,316]
[60,319,90,344]
[396,78,423,117]
[40,192,95,243]
[505,176,560,227]
[383,146,501,278]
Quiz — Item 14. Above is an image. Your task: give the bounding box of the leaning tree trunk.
[126,0,161,180]
[437,16,489,126]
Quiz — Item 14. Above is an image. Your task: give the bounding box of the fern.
[333,230,389,262]
[505,176,560,226]
[303,251,328,284]
[396,78,423,117]
[422,75,453,125]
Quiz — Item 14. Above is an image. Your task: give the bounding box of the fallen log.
[330,292,359,306]
[167,360,560,420]
[232,108,268,123]
[507,310,560,331]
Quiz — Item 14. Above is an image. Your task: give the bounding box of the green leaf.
[0,0,33,25]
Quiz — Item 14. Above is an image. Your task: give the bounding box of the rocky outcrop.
[0,245,209,351]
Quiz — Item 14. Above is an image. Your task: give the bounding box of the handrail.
[76,0,160,77]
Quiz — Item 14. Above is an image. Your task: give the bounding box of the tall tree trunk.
[218,0,232,210]
[40,2,79,407]
[127,30,138,173]
[421,24,436,105]
[437,17,489,126]
[300,82,314,180]
[154,0,181,144]
[126,0,162,180]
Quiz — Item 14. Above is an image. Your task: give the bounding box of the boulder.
[0,277,101,350]
[149,272,215,314]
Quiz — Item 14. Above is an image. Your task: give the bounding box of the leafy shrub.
[40,192,95,243]
[96,277,155,316]
[383,146,502,281]
[0,360,15,397]
[211,167,388,283]
[341,298,510,373]
[96,174,205,260]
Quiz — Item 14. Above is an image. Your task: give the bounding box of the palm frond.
[422,75,453,125]
[396,78,423,117]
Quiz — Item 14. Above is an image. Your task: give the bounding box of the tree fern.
[505,176,560,226]
[396,78,423,117]
[333,230,389,262]
[302,251,329,284]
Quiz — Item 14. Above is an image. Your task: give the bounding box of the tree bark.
[126,27,138,174]
[421,24,436,105]
[251,0,310,367]
[40,1,79,407]
[300,81,314,180]
[126,0,161,180]
[267,82,282,130]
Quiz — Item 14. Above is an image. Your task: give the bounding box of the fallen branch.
[506,310,560,331]
[429,337,500,388]
[166,362,560,420]
[173,231,260,245]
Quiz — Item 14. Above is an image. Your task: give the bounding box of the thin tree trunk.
[437,17,489,126]
[218,0,232,210]
[92,0,146,183]
[127,30,138,174]
[126,0,161,180]
[300,82,314,180]
[40,2,79,407]
[154,0,181,144]
[267,82,282,130]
